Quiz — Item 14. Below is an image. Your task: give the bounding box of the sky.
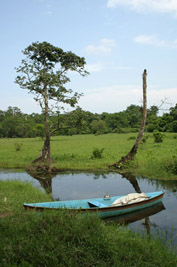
[0,0,177,114]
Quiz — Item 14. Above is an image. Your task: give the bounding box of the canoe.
[24,191,165,219]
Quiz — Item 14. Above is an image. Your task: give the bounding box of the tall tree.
[15,41,88,162]
[109,69,147,168]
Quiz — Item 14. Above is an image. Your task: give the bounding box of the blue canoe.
[24,191,165,219]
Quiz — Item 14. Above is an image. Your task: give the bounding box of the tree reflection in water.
[119,172,165,238]
[122,172,141,193]
[27,170,54,195]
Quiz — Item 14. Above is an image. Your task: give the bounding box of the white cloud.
[135,35,165,47]
[1,86,177,114]
[134,34,177,48]
[79,85,140,113]
[86,63,105,72]
[79,85,177,113]
[85,38,116,55]
[107,0,177,16]
[85,62,132,73]
[0,95,42,114]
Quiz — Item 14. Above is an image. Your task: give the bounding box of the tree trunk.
[41,86,51,160]
[33,86,51,163]
[109,69,147,168]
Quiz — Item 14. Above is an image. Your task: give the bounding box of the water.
[0,170,177,247]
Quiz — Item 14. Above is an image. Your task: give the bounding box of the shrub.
[164,156,177,175]
[153,130,164,143]
[91,148,104,159]
[14,142,23,151]
[141,135,149,144]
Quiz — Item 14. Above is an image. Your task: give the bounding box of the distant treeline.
[0,104,177,138]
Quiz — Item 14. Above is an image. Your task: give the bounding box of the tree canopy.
[15,41,88,109]
[15,41,89,162]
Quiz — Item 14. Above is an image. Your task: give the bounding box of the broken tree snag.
[109,69,147,168]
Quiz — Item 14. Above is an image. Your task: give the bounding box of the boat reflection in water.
[105,202,165,236]
[105,202,165,225]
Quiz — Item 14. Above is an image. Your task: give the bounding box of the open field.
[0,133,177,179]
[0,180,177,266]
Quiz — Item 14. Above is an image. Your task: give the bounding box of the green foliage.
[34,124,45,138]
[164,156,177,175]
[147,115,160,132]
[153,130,164,143]
[1,102,177,138]
[91,148,105,159]
[171,121,177,132]
[148,105,159,116]
[15,42,88,104]
[91,119,107,135]
[0,106,40,138]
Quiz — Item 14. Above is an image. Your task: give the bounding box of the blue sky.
[1,0,177,114]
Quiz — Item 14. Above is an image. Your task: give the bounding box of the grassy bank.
[0,180,177,266]
[0,133,177,179]
[0,180,52,216]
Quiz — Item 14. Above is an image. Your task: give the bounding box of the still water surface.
[1,170,177,247]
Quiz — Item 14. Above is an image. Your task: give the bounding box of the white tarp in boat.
[111,193,148,206]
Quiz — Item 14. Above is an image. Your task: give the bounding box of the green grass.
[0,133,177,179]
[133,133,177,179]
[0,180,52,216]
[0,180,177,266]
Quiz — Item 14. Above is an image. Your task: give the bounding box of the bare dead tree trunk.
[109,69,147,168]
